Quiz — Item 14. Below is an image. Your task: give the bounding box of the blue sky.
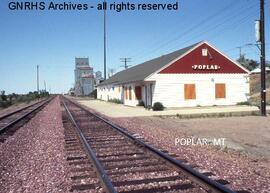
[0,0,269,94]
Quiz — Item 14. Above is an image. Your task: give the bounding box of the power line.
[130,0,247,60]
[166,2,258,53]
[129,0,239,59]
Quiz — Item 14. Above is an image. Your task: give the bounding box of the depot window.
[184,84,196,100]
[125,88,128,100]
[202,48,208,56]
[129,87,132,100]
[135,86,142,100]
[215,83,226,99]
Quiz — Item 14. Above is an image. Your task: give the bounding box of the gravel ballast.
[111,117,270,193]
[73,98,270,193]
[0,96,70,192]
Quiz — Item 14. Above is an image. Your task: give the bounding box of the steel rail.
[0,97,52,134]
[62,100,117,193]
[0,98,47,121]
[65,97,236,193]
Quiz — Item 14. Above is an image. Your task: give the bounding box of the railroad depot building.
[97,41,250,108]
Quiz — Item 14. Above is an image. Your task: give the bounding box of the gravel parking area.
[0,96,70,192]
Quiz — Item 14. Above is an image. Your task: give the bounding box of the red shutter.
[184,84,196,100]
[135,86,142,100]
[215,84,226,99]
[129,87,132,100]
[125,88,128,100]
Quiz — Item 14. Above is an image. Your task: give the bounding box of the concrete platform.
[76,99,270,118]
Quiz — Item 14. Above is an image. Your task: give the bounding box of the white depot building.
[74,58,94,96]
[97,41,250,108]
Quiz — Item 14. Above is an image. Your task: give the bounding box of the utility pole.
[120,58,132,69]
[104,0,107,80]
[236,46,242,58]
[44,80,47,92]
[37,65,39,94]
[260,0,266,116]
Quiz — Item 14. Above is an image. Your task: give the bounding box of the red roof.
[81,74,94,78]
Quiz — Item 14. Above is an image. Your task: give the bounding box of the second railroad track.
[0,97,53,142]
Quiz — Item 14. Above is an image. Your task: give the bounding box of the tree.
[11,93,18,99]
[0,90,7,101]
[237,55,259,71]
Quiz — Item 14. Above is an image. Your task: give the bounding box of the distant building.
[74,58,94,96]
[250,67,270,74]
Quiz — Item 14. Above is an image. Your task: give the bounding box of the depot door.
[145,84,153,107]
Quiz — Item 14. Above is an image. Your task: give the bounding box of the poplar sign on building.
[74,58,94,96]
[97,41,250,108]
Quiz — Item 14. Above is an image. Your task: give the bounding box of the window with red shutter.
[135,86,142,100]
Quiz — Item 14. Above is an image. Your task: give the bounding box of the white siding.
[123,84,141,106]
[97,85,122,101]
[97,74,249,108]
[147,74,249,108]
[97,83,144,106]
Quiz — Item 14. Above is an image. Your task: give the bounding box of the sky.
[0,0,269,94]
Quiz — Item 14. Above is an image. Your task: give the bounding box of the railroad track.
[0,97,53,142]
[62,97,247,193]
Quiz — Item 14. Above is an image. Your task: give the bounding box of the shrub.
[0,90,7,101]
[236,101,251,106]
[108,98,122,104]
[0,100,12,108]
[152,102,164,111]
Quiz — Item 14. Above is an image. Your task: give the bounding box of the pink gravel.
[72,98,270,193]
[0,96,71,192]
[111,117,270,193]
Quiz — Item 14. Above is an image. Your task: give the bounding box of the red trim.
[159,43,247,74]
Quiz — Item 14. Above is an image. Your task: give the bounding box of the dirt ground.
[134,116,270,160]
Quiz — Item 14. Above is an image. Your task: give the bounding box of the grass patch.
[173,111,260,119]
[236,101,251,106]
[0,90,50,109]
[108,98,123,104]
